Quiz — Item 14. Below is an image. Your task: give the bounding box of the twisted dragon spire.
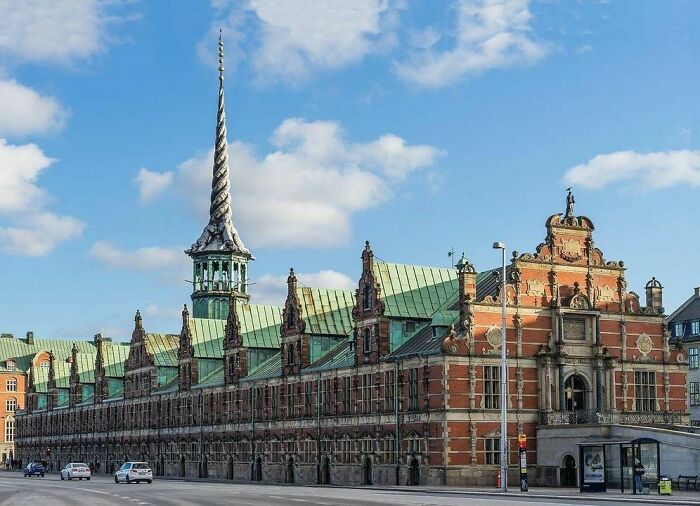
[187,30,249,256]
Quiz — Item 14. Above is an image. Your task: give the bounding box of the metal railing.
[539,409,683,426]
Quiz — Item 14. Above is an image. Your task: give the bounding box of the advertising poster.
[580,446,606,492]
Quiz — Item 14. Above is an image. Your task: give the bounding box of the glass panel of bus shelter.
[637,442,659,485]
[604,444,622,490]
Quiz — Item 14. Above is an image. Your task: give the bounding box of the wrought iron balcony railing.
[539,409,682,426]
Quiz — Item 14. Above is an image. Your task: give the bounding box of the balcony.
[539,409,683,426]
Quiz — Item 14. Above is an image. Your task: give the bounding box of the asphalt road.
[0,473,677,505]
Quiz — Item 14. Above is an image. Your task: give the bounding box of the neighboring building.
[669,287,700,426]
[14,36,692,487]
[0,332,128,464]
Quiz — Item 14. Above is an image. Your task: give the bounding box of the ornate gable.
[352,242,385,320]
[68,343,81,407]
[178,304,197,391]
[94,337,107,403]
[224,296,247,384]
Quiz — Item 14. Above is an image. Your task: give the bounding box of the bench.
[672,475,699,490]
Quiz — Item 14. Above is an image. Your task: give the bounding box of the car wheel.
[87,477,91,481]
[147,480,152,484]
[41,474,44,478]
[114,476,119,484]
[126,476,131,484]
[61,474,64,480]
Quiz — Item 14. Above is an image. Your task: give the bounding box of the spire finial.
[186,30,249,257]
[218,28,224,84]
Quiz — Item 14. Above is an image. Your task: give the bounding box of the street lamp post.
[492,241,508,492]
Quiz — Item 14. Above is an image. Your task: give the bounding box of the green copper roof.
[238,304,283,348]
[305,337,354,372]
[103,342,130,378]
[244,352,281,381]
[194,365,224,389]
[372,262,457,319]
[145,333,180,367]
[298,287,355,336]
[190,319,225,358]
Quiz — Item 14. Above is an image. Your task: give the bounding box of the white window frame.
[5,378,16,392]
[4,419,14,443]
[692,321,700,336]
[6,398,17,412]
[690,347,699,370]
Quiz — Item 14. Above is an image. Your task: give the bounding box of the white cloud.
[0,211,84,256]
[175,117,443,248]
[251,269,356,305]
[208,0,393,83]
[133,168,174,204]
[394,0,547,88]
[564,150,700,190]
[0,0,103,63]
[0,139,83,255]
[143,304,182,321]
[0,79,67,136]
[89,241,187,271]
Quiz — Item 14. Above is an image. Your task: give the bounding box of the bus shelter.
[579,438,660,494]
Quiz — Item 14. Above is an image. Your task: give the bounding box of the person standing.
[633,459,645,493]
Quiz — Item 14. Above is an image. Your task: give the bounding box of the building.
[14,36,691,487]
[0,332,129,465]
[669,287,700,426]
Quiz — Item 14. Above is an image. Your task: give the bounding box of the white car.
[114,462,152,484]
[61,462,91,480]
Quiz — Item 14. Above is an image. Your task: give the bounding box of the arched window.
[287,343,295,366]
[363,284,372,310]
[363,328,371,354]
[5,360,15,371]
[6,397,17,412]
[6,378,17,392]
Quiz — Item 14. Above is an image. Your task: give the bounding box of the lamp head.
[492,241,505,250]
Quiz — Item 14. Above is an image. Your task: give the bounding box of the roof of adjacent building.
[668,288,700,342]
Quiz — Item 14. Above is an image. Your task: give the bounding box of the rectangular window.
[408,368,419,411]
[563,317,586,340]
[484,366,500,409]
[362,374,373,414]
[304,382,312,417]
[6,398,16,412]
[385,370,395,412]
[6,379,16,392]
[4,419,14,443]
[634,371,656,412]
[690,348,699,369]
[675,323,684,337]
[692,321,700,336]
[342,376,351,414]
[485,438,500,465]
[691,382,700,407]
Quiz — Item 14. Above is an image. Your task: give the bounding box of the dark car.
[24,463,45,477]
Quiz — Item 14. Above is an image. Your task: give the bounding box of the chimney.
[645,277,664,314]
[25,331,33,344]
[695,287,700,298]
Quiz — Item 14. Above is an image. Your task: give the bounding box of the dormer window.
[675,323,684,337]
[5,360,15,371]
[40,361,49,369]
[363,328,371,354]
[692,321,700,336]
[405,321,416,334]
[363,284,372,310]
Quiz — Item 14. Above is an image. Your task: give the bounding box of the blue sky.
[0,0,698,340]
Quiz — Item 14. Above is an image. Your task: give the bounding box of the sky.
[0,0,698,341]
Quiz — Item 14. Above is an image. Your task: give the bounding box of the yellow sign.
[519,434,527,444]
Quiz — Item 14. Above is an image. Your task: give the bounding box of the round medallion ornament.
[486,326,503,349]
[636,333,653,356]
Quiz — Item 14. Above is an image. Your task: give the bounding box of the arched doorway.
[362,457,372,486]
[560,454,577,487]
[255,457,262,482]
[179,455,186,477]
[199,456,208,478]
[408,458,420,486]
[227,456,234,480]
[564,375,587,411]
[321,457,331,485]
[285,457,295,484]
